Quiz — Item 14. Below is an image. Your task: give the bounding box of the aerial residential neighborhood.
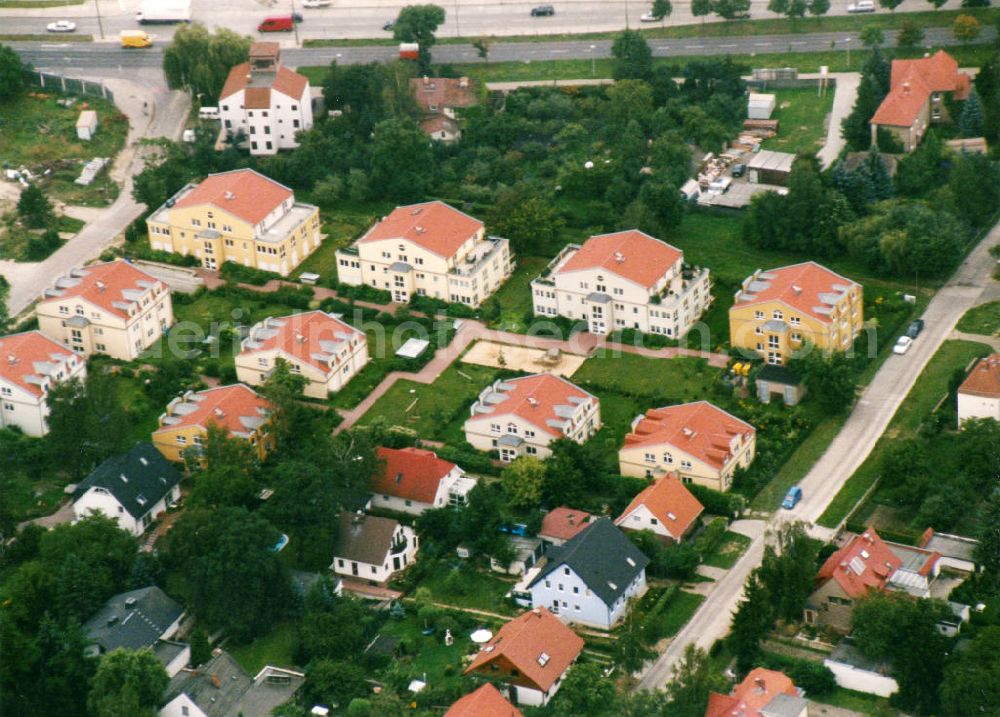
[1,1,1000,716]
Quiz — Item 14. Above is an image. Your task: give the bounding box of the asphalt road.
[636,221,1000,691]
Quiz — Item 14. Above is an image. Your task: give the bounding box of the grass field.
[660,591,707,638]
[292,199,389,282]
[817,339,993,529]
[761,87,835,156]
[229,622,300,675]
[702,531,753,570]
[487,255,549,332]
[415,562,517,615]
[956,300,1000,337]
[572,352,722,404]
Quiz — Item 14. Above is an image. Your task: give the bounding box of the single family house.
[371,446,477,515]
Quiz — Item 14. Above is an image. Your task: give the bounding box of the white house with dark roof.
[0,330,86,436]
[334,201,512,307]
[464,374,601,462]
[330,512,419,585]
[73,443,182,536]
[531,230,711,337]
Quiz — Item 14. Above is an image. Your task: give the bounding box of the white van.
[198,106,220,120]
[847,1,875,12]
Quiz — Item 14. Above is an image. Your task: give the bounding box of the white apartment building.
[0,331,86,436]
[531,230,711,337]
[335,201,513,307]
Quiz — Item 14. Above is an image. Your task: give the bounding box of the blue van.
[782,486,803,510]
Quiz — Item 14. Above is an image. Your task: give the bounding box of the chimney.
[902,82,911,95]
[224,191,235,200]
[6,355,16,365]
[96,280,106,292]
[459,76,469,88]
[791,284,802,295]
[614,251,625,263]
[568,514,575,526]
[422,76,430,86]
[295,332,306,343]
[527,397,539,408]
[211,674,221,688]
[213,407,224,418]
[755,677,766,692]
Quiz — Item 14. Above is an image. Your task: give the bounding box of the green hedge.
[688,484,746,518]
[220,261,283,286]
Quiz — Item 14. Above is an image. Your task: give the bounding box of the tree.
[665,644,727,717]
[472,36,493,63]
[925,0,946,9]
[975,490,1000,590]
[878,0,902,11]
[788,347,857,413]
[0,43,27,100]
[948,151,1000,228]
[369,118,434,201]
[258,357,308,448]
[553,662,617,716]
[940,627,1000,715]
[611,30,653,81]
[162,24,251,103]
[187,424,260,508]
[958,87,986,136]
[304,660,370,708]
[729,571,771,672]
[714,0,752,20]
[767,0,789,14]
[692,0,713,22]
[392,4,446,73]
[0,275,9,334]
[615,611,656,673]
[953,13,983,44]
[860,25,885,48]
[756,522,819,623]
[652,0,673,19]
[501,457,546,511]
[17,184,54,229]
[961,0,990,6]
[896,20,925,48]
[87,649,169,717]
[486,185,565,256]
[808,0,830,17]
[188,627,211,668]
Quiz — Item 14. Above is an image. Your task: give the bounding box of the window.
[768,335,780,348]
[507,423,518,434]
[680,460,692,469]
[644,452,655,463]
[526,446,538,455]
[772,309,783,320]
[754,310,764,319]
[176,435,187,445]
[663,452,673,464]
[790,316,800,325]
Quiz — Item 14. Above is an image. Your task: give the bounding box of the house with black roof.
[524,518,649,630]
[73,443,182,536]
[83,586,188,676]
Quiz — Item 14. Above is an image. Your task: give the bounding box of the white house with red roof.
[615,472,704,543]
[0,331,86,436]
[370,446,477,515]
[334,201,512,307]
[464,607,584,706]
[235,311,369,399]
[464,374,601,462]
[444,684,523,717]
[957,353,1000,424]
[531,230,711,338]
[36,260,174,361]
[619,401,755,492]
[146,169,321,276]
[806,526,941,632]
[705,667,807,717]
[538,506,595,546]
[218,42,313,156]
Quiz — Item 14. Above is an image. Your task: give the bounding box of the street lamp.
[844,37,852,68]
[93,0,105,40]
[589,44,596,77]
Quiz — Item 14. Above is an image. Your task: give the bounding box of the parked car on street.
[906,319,925,339]
[303,0,331,7]
[383,20,395,30]
[893,336,914,354]
[46,20,77,32]
[640,11,662,21]
[847,0,875,12]
[782,486,803,510]
[531,4,555,15]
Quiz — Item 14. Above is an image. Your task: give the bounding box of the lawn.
[292,200,389,282]
[818,339,994,528]
[229,621,300,675]
[761,87,834,156]
[572,352,722,406]
[814,687,891,714]
[414,561,517,615]
[486,255,549,333]
[659,591,706,638]
[956,300,1000,337]
[702,531,752,570]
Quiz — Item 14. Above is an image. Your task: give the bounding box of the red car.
[258,15,297,32]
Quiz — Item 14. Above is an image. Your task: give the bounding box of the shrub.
[220,260,281,286]
[688,484,746,518]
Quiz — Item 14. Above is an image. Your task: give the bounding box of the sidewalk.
[949,329,1000,349]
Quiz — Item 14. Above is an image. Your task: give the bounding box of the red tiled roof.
[410,76,478,113]
[705,668,798,717]
[420,114,460,136]
[373,446,457,504]
[623,401,754,470]
[958,353,1000,399]
[464,607,584,693]
[358,201,482,258]
[173,169,293,226]
[816,527,903,599]
[444,684,523,717]
[220,63,309,103]
[873,50,970,127]
[153,384,272,439]
[616,473,704,539]
[871,69,932,128]
[733,261,860,324]
[538,506,595,542]
[557,230,683,290]
[0,331,79,398]
[474,374,596,438]
[40,260,165,320]
[239,311,364,376]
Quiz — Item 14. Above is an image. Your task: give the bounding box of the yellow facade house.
[146,168,321,276]
[36,260,174,361]
[152,384,274,463]
[729,262,863,366]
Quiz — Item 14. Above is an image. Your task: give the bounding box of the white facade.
[617,504,683,542]
[824,657,899,698]
[957,391,999,423]
[73,483,180,537]
[528,564,646,630]
[220,87,313,156]
[330,524,419,584]
[373,465,476,516]
[0,339,86,437]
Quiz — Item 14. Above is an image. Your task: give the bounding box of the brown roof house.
[410,76,478,142]
[330,512,418,586]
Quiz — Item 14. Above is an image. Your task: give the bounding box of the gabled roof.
[373,446,457,504]
[358,201,483,258]
[816,526,902,599]
[172,169,293,226]
[444,684,524,717]
[529,518,649,607]
[332,512,401,566]
[239,311,365,376]
[162,651,251,717]
[410,76,479,113]
[958,353,1000,399]
[623,401,755,470]
[870,70,932,128]
[469,373,597,438]
[873,50,970,128]
[538,506,595,543]
[84,586,183,652]
[74,443,182,519]
[705,668,803,717]
[732,261,860,324]
[220,62,309,103]
[556,230,683,290]
[0,330,80,398]
[40,260,165,319]
[615,473,704,539]
[464,607,584,692]
[153,384,273,440]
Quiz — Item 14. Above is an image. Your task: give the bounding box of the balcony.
[448,235,510,278]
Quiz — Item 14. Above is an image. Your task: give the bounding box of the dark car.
[906,319,925,339]
[383,20,395,30]
[732,163,746,178]
[531,4,555,15]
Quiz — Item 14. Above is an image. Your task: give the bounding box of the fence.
[27,71,114,103]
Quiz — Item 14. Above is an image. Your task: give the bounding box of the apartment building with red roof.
[217,42,313,156]
[444,684,523,717]
[957,353,1000,424]
[705,668,807,717]
[538,506,595,546]
[370,446,477,515]
[146,169,321,277]
[235,311,369,399]
[36,260,174,362]
[870,50,971,152]
[335,201,513,307]
[619,401,755,492]
[805,526,941,632]
[152,384,274,463]
[730,262,863,366]
[532,230,712,338]
[464,607,584,707]
[464,373,601,462]
[0,331,86,436]
[615,472,704,543]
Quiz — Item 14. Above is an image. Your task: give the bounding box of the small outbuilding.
[755,364,806,406]
[747,92,776,120]
[747,149,796,186]
[76,110,99,141]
